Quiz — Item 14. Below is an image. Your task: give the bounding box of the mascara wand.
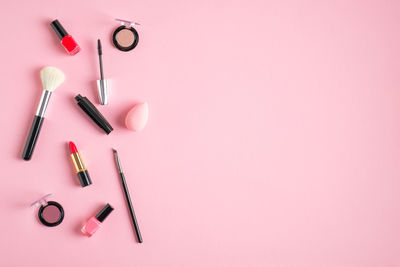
[96,39,110,105]
[98,39,104,80]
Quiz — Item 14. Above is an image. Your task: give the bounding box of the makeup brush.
[22,66,65,160]
[97,39,110,105]
[113,148,143,243]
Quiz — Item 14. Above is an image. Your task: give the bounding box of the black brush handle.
[120,172,143,243]
[22,115,44,160]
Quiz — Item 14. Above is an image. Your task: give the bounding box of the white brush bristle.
[40,66,66,92]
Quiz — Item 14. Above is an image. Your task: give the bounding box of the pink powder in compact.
[42,205,61,223]
[116,29,135,47]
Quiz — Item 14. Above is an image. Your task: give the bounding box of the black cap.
[77,170,92,187]
[75,94,113,134]
[50,19,69,39]
[95,204,114,222]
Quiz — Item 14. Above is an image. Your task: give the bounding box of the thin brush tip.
[112,148,117,153]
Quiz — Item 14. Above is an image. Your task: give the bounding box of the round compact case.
[30,194,64,227]
[112,19,140,52]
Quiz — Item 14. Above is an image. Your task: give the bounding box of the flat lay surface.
[0,0,400,266]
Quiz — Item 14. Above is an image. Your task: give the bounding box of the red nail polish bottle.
[50,19,80,55]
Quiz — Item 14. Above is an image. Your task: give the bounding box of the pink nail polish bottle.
[81,204,113,237]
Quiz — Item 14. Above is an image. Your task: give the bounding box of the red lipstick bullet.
[51,19,80,55]
[69,141,92,187]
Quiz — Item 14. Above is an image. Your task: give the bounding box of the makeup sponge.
[125,102,149,131]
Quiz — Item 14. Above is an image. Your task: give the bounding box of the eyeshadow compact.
[30,194,64,227]
[112,18,140,52]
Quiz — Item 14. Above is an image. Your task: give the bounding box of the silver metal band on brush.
[35,90,52,117]
[113,149,123,173]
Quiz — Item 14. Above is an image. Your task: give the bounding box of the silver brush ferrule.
[113,149,123,173]
[35,90,52,117]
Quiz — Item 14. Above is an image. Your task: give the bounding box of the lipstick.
[69,141,92,187]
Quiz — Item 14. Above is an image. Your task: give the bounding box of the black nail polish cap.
[50,19,68,39]
[75,94,113,134]
[96,204,114,222]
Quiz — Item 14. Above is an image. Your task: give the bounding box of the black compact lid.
[51,19,68,39]
[75,94,113,134]
[96,204,114,222]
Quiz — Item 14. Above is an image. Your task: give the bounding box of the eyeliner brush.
[96,39,110,105]
[113,148,143,243]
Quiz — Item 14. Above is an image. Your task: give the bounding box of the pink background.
[0,0,399,266]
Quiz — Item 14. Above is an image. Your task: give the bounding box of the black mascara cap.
[75,94,113,134]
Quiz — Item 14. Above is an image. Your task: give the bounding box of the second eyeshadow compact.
[31,194,64,227]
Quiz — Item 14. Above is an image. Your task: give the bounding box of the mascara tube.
[75,94,113,134]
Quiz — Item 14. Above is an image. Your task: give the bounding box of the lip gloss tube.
[69,141,92,187]
[82,204,114,237]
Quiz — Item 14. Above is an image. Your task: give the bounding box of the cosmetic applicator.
[97,39,110,105]
[125,102,149,131]
[22,66,65,160]
[113,148,143,243]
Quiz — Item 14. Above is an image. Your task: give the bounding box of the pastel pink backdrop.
[0,0,399,266]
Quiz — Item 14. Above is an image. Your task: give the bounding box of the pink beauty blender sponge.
[125,102,149,131]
